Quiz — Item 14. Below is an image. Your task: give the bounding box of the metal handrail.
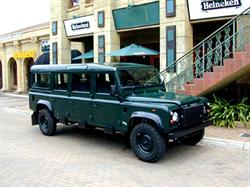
[162,6,250,73]
[161,6,250,92]
[165,25,250,91]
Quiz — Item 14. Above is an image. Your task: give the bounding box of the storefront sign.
[201,0,241,11]
[41,40,50,52]
[64,15,94,37]
[187,0,250,21]
[13,50,36,59]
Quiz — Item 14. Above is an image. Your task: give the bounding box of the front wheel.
[130,123,166,163]
[38,109,56,136]
[181,129,205,145]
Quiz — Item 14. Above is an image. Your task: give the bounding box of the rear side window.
[31,73,50,89]
[54,73,68,90]
[72,73,90,92]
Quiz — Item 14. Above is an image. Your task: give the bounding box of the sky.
[0,0,50,35]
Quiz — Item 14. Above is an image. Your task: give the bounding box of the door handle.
[70,101,74,105]
[93,104,100,108]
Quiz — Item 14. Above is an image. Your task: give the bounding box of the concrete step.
[242,59,250,66]
[244,44,250,53]
[223,59,234,73]
[174,43,250,96]
[213,65,224,72]
[204,72,212,80]
[193,78,204,91]
[184,83,194,92]
[233,51,249,61]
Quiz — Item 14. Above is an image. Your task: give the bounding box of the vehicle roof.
[30,62,153,73]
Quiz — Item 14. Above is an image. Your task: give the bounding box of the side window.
[54,73,68,90]
[72,73,90,92]
[32,73,50,89]
[96,73,114,93]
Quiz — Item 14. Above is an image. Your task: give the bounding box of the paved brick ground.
[0,94,250,187]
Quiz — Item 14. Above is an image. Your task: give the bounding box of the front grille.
[182,104,204,127]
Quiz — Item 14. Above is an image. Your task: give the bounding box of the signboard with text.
[187,0,250,21]
[64,15,94,37]
[13,50,36,59]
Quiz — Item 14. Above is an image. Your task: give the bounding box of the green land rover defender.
[29,63,211,162]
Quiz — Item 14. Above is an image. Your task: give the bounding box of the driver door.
[92,72,121,130]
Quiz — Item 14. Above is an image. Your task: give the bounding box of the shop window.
[54,73,68,90]
[166,0,175,17]
[98,35,105,64]
[52,42,58,64]
[98,11,105,28]
[166,26,176,68]
[52,21,57,35]
[72,73,90,92]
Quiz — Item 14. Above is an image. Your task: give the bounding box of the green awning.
[73,50,94,60]
[113,2,159,30]
[107,44,159,57]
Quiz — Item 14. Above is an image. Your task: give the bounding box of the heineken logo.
[201,0,242,11]
[71,21,90,31]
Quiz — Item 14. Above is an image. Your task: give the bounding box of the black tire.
[130,123,166,163]
[182,129,205,146]
[38,109,56,136]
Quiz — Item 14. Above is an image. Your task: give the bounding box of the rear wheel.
[181,129,205,145]
[38,109,56,136]
[130,123,166,163]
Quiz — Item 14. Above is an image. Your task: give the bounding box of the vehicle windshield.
[117,68,161,88]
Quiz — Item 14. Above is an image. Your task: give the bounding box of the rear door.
[51,73,70,120]
[68,73,92,123]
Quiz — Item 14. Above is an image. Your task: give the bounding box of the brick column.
[50,0,71,64]
[159,0,193,72]
[93,0,120,64]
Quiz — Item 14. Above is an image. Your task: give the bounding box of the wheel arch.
[36,100,53,113]
[32,100,54,125]
[128,111,164,134]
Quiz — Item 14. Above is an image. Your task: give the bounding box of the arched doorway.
[0,60,2,89]
[8,58,17,91]
[24,57,34,92]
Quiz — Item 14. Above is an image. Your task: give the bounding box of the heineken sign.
[187,0,250,21]
[201,0,241,11]
[71,22,90,31]
[64,15,94,38]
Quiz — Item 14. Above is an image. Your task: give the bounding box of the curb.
[202,136,250,151]
[3,107,32,115]
[1,92,28,98]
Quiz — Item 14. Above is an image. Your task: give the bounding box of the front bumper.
[167,120,212,140]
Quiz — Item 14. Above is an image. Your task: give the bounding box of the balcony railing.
[160,7,250,93]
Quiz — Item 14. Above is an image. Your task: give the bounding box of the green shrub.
[209,96,250,128]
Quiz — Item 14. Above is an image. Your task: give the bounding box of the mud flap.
[31,112,38,125]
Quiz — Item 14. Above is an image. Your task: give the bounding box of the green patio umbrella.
[108,44,159,57]
[72,50,94,60]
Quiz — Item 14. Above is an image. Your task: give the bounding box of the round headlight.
[172,112,179,122]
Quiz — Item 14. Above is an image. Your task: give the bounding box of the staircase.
[161,7,250,96]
